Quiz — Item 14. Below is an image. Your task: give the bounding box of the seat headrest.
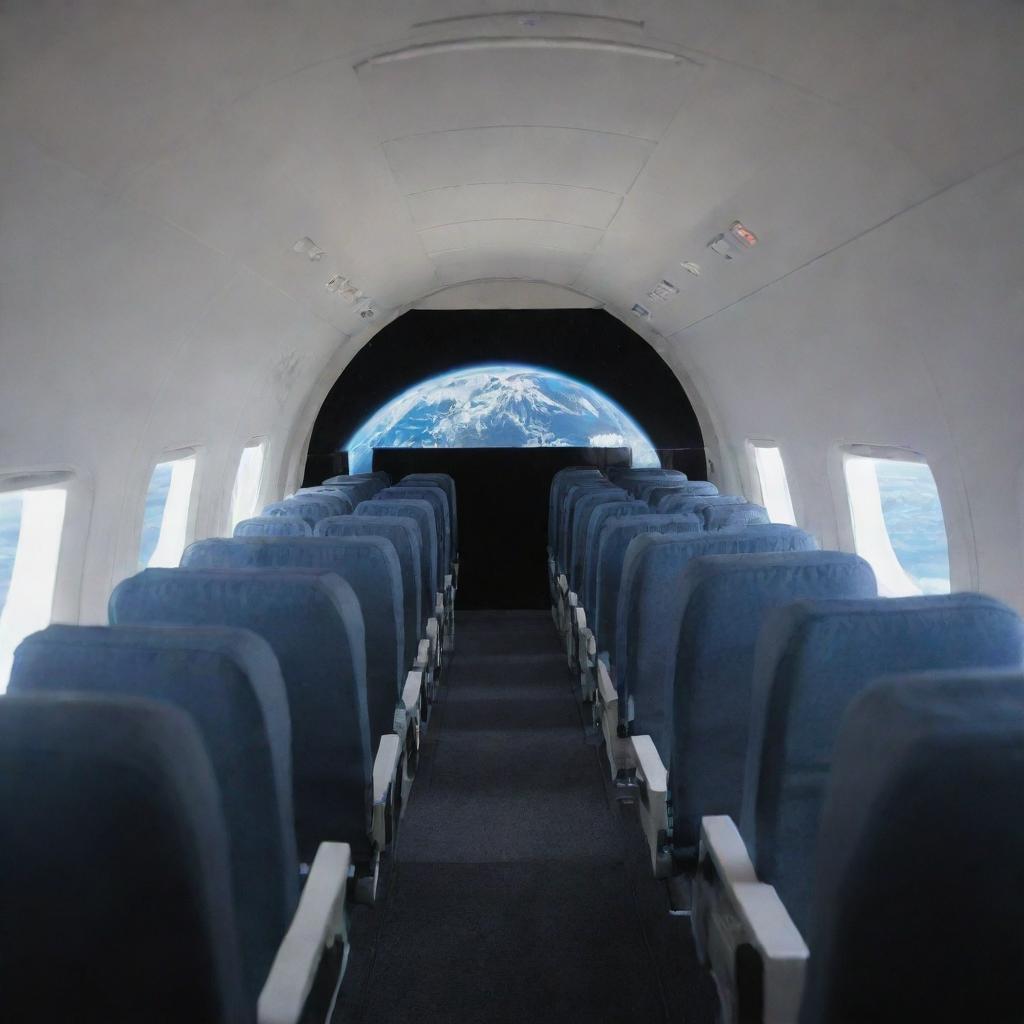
[802,670,1024,1023]
[233,515,311,537]
[0,693,246,1020]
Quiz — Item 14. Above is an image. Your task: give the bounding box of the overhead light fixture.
[729,220,759,248]
[359,306,376,320]
[631,303,652,320]
[647,279,679,301]
[340,284,363,305]
[680,261,702,277]
[325,274,345,293]
[293,237,326,261]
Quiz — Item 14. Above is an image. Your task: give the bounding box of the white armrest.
[568,590,578,608]
[401,669,423,715]
[257,842,352,1024]
[444,573,453,591]
[573,606,586,631]
[630,734,667,793]
[695,816,808,1024]
[371,734,401,849]
[557,574,568,595]
[628,734,670,877]
[415,638,430,669]
[596,658,617,708]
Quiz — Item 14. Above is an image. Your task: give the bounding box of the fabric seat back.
[581,500,649,614]
[568,488,629,592]
[741,592,1024,935]
[109,568,371,863]
[234,515,311,538]
[357,498,438,603]
[402,474,458,554]
[549,468,604,555]
[181,536,403,747]
[657,493,744,514]
[316,514,423,661]
[705,502,770,530]
[800,670,1024,1024]
[10,624,297,1005]
[376,485,450,577]
[261,498,339,529]
[644,481,718,506]
[665,552,876,862]
[0,693,247,1022]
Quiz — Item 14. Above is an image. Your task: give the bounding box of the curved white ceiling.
[4,1,1021,336]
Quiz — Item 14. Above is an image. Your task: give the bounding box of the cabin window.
[0,483,68,690]
[843,450,950,597]
[749,441,797,525]
[229,441,266,529]
[345,363,660,474]
[139,453,196,569]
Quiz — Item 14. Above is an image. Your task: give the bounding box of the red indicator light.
[730,221,758,248]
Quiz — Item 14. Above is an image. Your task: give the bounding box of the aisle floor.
[336,611,718,1024]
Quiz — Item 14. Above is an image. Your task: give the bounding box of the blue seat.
[322,474,382,500]
[657,492,744,514]
[741,592,1024,935]
[0,693,248,1021]
[261,497,344,529]
[581,500,649,616]
[293,487,355,513]
[558,481,620,573]
[568,488,629,593]
[234,515,311,538]
[357,498,438,610]
[549,468,604,556]
[706,502,770,530]
[607,468,686,497]
[615,527,820,740]
[181,536,403,750]
[801,670,1024,1024]
[376,485,450,578]
[641,480,718,505]
[402,473,458,557]
[317,514,423,667]
[10,624,298,1005]
[664,552,877,863]
[110,568,372,864]
[593,514,704,660]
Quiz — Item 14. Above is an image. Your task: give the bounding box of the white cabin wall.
[0,132,346,624]
[674,150,1024,612]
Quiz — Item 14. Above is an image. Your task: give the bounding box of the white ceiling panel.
[356,46,695,142]
[420,219,604,256]
[383,126,655,195]
[407,183,622,230]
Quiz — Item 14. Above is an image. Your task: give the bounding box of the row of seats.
[546,464,1024,1023]
[0,469,460,1023]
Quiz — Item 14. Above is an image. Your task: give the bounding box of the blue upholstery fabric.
[320,477,379,503]
[642,481,719,506]
[801,671,1024,1024]
[0,693,246,1022]
[593,514,704,659]
[607,469,686,497]
[657,493,744,514]
[706,502,770,530]
[402,474,458,554]
[357,498,438,600]
[664,552,876,862]
[559,482,620,570]
[109,568,372,863]
[549,468,604,555]
[181,536,403,747]
[293,487,355,514]
[608,467,685,482]
[261,497,340,528]
[615,528,819,751]
[234,515,311,538]
[568,488,629,592]
[325,472,390,495]
[742,593,1024,935]
[581,500,649,614]
[10,624,297,1005]
[317,514,423,661]
[376,485,450,578]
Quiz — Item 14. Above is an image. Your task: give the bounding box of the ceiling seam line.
[669,141,1024,338]
[381,124,660,145]
[405,181,622,197]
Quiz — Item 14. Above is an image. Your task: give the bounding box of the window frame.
[746,438,798,526]
[228,437,268,532]
[838,443,952,597]
[0,469,75,690]
[137,447,200,570]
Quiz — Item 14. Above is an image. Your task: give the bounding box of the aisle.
[336,611,717,1024]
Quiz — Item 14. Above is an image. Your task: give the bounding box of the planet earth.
[345,364,661,474]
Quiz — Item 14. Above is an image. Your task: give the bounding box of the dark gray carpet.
[335,611,719,1024]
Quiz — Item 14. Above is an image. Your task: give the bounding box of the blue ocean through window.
[345,364,661,474]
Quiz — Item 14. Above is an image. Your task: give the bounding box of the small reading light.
[729,221,759,248]
[631,303,652,320]
[680,261,702,277]
[648,280,679,301]
[293,237,326,261]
